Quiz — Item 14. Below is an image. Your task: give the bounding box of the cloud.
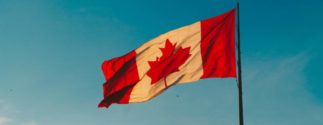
[20,121,38,125]
[0,117,11,125]
[0,116,38,125]
[0,101,13,114]
[244,53,323,125]
[0,101,38,125]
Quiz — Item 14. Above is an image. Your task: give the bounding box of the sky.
[0,0,323,125]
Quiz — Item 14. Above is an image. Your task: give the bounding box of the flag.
[98,9,236,108]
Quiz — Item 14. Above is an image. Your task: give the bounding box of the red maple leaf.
[147,39,191,87]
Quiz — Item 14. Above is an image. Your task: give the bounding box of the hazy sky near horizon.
[1,0,323,125]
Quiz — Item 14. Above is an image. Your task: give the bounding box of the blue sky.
[0,0,323,125]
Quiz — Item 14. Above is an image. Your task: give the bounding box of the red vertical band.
[200,9,237,78]
[98,51,139,108]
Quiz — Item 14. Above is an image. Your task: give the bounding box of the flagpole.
[236,2,244,125]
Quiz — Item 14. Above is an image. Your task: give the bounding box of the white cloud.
[20,121,38,125]
[0,101,38,125]
[0,117,11,125]
[0,101,11,113]
[243,53,323,125]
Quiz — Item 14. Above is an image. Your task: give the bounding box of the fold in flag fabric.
[99,9,236,108]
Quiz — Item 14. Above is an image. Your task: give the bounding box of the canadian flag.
[99,9,236,108]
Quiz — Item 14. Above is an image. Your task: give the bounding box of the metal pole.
[236,2,244,125]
